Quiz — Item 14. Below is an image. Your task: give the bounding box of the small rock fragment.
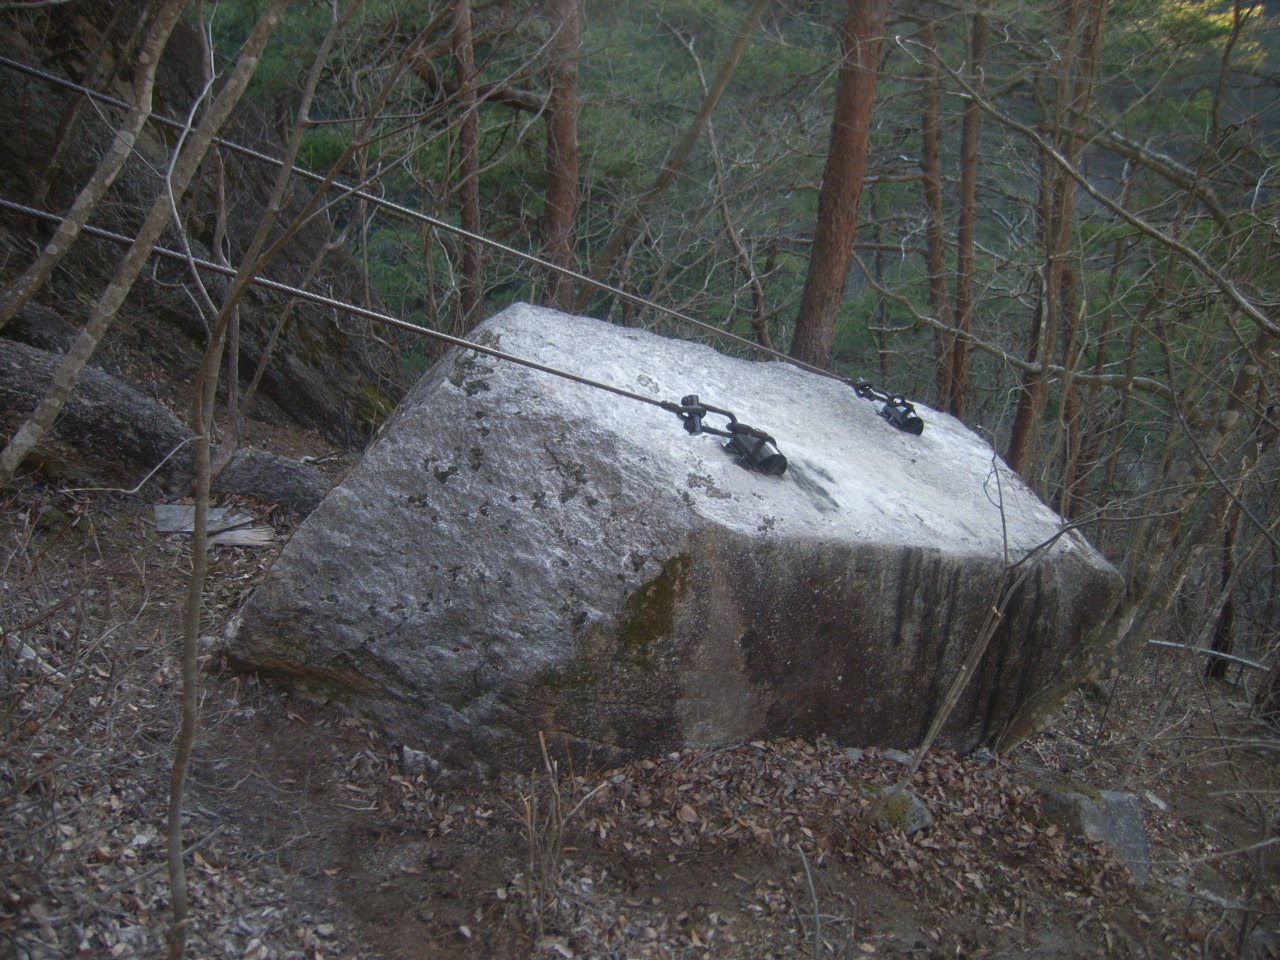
[875,787,933,835]
[401,746,440,779]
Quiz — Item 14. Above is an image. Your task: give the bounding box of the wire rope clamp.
[879,396,924,435]
[671,395,787,477]
[847,378,924,435]
[725,421,787,476]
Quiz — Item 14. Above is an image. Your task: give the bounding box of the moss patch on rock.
[616,554,691,654]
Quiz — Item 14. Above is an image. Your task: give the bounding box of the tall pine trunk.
[920,22,953,409]
[789,0,887,370]
[540,0,581,311]
[452,0,482,331]
[1006,0,1106,478]
[946,6,988,419]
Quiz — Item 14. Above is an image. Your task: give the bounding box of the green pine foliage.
[205,0,1277,453]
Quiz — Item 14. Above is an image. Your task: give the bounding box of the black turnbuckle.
[848,379,925,435]
[878,396,924,435]
[666,395,787,477]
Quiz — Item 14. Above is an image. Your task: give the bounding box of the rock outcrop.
[233,303,1122,769]
[0,338,330,510]
[0,9,406,445]
[1039,787,1150,883]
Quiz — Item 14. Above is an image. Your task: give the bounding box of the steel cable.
[0,54,922,431]
[0,197,675,414]
[0,54,820,372]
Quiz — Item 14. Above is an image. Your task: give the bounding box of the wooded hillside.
[0,1,1278,957]
[198,0,1280,730]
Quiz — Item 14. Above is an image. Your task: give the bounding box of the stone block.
[232,304,1121,769]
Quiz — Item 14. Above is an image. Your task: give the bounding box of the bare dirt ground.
[2,459,1278,960]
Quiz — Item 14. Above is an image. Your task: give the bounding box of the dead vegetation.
[1,474,1277,960]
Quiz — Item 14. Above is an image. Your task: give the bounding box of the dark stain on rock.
[617,554,692,654]
[787,465,840,513]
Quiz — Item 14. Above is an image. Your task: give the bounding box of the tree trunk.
[1206,509,1239,679]
[789,0,888,370]
[1006,0,1106,478]
[1007,97,1072,474]
[946,6,988,418]
[1257,653,1280,724]
[1071,160,1135,523]
[1055,299,1086,518]
[919,22,953,410]
[168,289,229,960]
[156,9,292,950]
[1054,0,1108,504]
[540,0,580,312]
[452,0,483,331]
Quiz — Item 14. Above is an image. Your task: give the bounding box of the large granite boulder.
[232,303,1121,770]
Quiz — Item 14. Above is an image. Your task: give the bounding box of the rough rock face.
[233,303,1122,769]
[0,338,330,510]
[0,11,405,444]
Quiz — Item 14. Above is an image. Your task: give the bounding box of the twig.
[1145,640,1266,673]
[57,437,196,496]
[796,843,821,960]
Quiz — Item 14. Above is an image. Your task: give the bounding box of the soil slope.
[2,454,1277,960]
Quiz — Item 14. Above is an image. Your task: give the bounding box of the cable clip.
[878,396,924,435]
[847,379,924,435]
[667,395,787,477]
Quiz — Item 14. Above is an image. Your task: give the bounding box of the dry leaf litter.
[2,478,1276,960]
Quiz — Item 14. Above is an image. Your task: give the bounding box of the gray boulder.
[1039,788,1150,883]
[0,339,330,510]
[232,303,1121,769]
[875,787,934,836]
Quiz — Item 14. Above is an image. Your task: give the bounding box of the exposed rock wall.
[0,6,405,446]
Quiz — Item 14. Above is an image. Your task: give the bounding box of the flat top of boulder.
[425,303,1089,562]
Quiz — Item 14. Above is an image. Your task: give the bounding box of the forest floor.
[2,429,1278,960]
